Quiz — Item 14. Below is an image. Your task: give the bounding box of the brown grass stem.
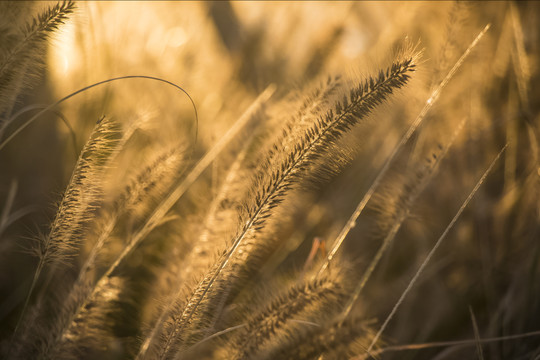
[365,145,508,355]
[132,85,275,359]
[0,75,199,152]
[339,118,467,322]
[352,327,539,359]
[317,24,491,277]
[179,59,417,346]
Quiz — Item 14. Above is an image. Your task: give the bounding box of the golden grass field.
[0,1,539,359]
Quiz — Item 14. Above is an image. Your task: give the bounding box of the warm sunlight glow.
[49,19,79,79]
[1,2,539,359]
[167,26,189,48]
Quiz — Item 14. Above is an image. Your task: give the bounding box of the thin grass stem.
[365,145,508,355]
[317,24,491,277]
[0,75,199,152]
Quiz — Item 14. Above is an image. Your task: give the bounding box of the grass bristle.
[1,3,538,360]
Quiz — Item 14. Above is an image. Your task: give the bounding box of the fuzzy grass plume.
[0,0,75,117]
[1,2,539,360]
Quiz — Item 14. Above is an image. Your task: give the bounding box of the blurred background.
[1,1,539,359]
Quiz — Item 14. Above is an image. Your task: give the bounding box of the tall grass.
[1,1,539,359]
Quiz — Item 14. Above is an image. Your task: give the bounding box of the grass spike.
[317,24,490,276]
[262,316,371,360]
[9,116,121,357]
[0,1,75,116]
[231,273,347,360]
[179,54,418,343]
